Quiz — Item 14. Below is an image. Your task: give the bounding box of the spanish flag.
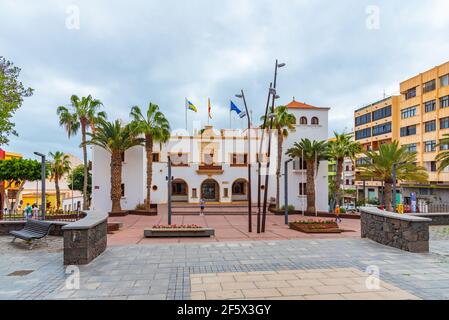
[185,98,198,112]
[208,98,212,119]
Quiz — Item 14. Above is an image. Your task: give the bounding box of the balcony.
[197,164,224,175]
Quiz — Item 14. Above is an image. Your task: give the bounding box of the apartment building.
[399,61,449,202]
[353,61,449,204]
[353,96,400,203]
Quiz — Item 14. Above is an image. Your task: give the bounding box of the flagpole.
[185,98,188,132]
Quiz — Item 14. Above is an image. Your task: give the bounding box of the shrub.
[281,205,295,212]
[135,203,146,210]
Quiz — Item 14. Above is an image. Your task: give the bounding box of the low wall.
[62,211,108,265]
[360,207,431,253]
[0,220,67,236]
[412,213,449,226]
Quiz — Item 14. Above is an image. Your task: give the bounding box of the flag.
[208,98,212,119]
[185,98,198,112]
[230,101,246,118]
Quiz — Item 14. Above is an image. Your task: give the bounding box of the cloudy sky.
[1,0,449,159]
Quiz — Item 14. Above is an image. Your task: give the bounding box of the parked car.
[342,203,356,212]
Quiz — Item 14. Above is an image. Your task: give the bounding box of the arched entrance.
[201,179,219,202]
[172,179,188,202]
[232,179,248,202]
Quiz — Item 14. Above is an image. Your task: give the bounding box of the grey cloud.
[0,0,448,158]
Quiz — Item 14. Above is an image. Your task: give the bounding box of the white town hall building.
[91,99,330,213]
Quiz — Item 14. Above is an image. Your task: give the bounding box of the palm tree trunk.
[145,134,153,211]
[81,120,89,210]
[306,159,316,213]
[384,182,393,212]
[335,157,343,206]
[55,174,61,211]
[110,151,122,213]
[275,130,283,210]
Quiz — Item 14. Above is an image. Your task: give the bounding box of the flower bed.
[152,224,202,230]
[289,220,342,234]
[144,225,215,238]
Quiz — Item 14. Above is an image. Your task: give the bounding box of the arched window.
[311,117,319,125]
[300,117,308,125]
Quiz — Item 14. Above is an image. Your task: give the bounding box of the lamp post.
[284,158,293,225]
[261,60,285,233]
[236,90,252,233]
[34,152,46,218]
[256,82,273,234]
[167,155,173,225]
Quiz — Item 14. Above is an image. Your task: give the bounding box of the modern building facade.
[354,95,400,202]
[353,60,449,204]
[91,99,330,213]
[399,61,449,203]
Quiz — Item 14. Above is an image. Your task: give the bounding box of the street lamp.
[166,155,174,225]
[261,59,286,233]
[34,152,46,218]
[284,159,293,225]
[236,90,252,232]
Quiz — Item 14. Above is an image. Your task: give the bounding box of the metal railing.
[1,210,83,222]
[417,203,449,214]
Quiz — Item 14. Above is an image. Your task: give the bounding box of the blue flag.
[230,101,246,118]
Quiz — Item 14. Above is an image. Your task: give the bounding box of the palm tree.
[85,119,144,213]
[48,151,72,211]
[286,139,328,213]
[436,134,449,172]
[261,106,296,210]
[130,103,170,211]
[328,132,362,206]
[358,141,428,212]
[57,95,106,210]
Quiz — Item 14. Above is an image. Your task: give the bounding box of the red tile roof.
[286,99,329,110]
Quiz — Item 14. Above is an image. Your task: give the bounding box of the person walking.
[335,205,342,223]
[199,198,205,216]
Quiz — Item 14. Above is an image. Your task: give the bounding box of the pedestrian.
[335,205,342,223]
[199,198,205,216]
[32,204,39,219]
[24,203,32,219]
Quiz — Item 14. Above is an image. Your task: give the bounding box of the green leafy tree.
[260,106,296,210]
[358,141,428,212]
[85,119,144,212]
[286,139,328,213]
[0,57,34,145]
[436,134,449,172]
[328,132,362,206]
[67,164,92,199]
[48,151,72,211]
[130,103,170,211]
[0,158,48,215]
[57,95,106,210]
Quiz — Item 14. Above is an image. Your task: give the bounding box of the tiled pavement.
[2,237,449,300]
[189,268,420,300]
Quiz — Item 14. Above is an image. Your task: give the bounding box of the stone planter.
[289,221,342,234]
[144,227,215,238]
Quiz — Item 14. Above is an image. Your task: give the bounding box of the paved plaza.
[2,231,449,300]
[108,214,361,246]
